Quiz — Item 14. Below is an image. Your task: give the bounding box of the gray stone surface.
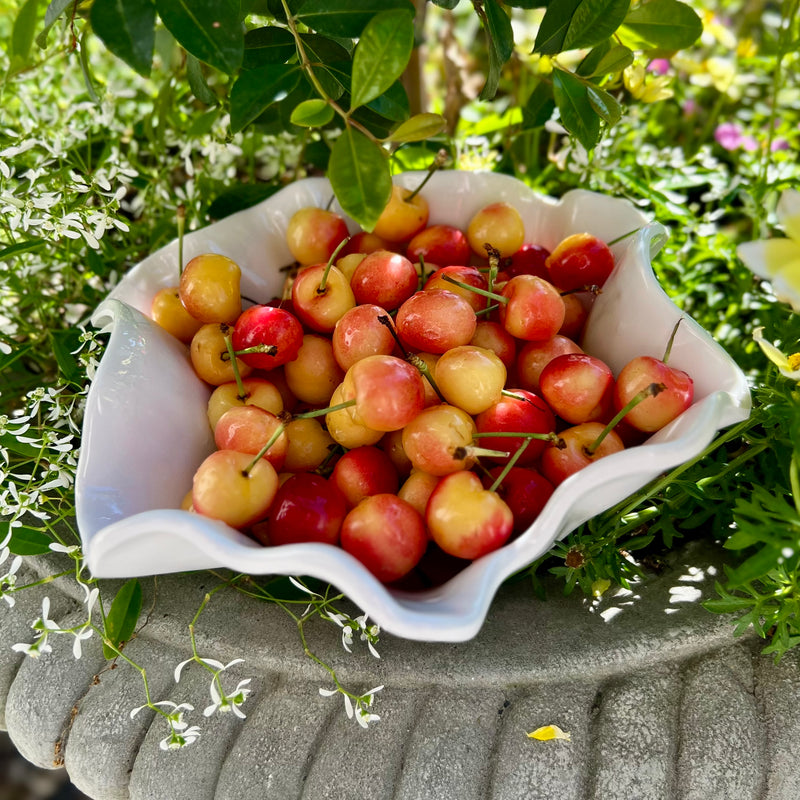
[2,539,798,800]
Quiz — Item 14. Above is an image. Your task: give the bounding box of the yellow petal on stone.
[527,725,571,742]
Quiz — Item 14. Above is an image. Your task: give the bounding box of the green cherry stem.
[405,148,449,202]
[606,227,640,246]
[488,439,532,493]
[662,318,684,364]
[223,332,247,400]
[243,399,358,475]
[585,382,666,456]
[317,235,351,294]
[452,444,511,460]
[441,274,508,304]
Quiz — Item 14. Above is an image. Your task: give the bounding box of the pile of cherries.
[150,182,694,587]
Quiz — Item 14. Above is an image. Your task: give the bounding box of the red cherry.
[232,305,304,370]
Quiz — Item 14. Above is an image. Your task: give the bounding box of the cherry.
[178,254,242,325]
[499,275,566,342]
[372,184,429,243]
[151,286,203,342]
[340,494,428,583]
[190,323,254,386]
[291,262,356,334]
[474,389,556,465]
[265,473,347,546]
[331,303,397,371]
[433,345,507,415]
[538,352,615,424]
[395,289,477,354]
[484,466,554,536]
[213,405,288,471]
[340,231,390,257]
[545,232,615,292]
[326,383,384,449]
[613,355,694,432]
[331,446,399,508]
[503,243,550,281]
[401,403,477,476]
[406,224,471,267]
[283,333,344,406]
[283,417,336,472]
[207,377,284,431]
[540,422,625,486]
[467,201,526,259]
[340,354,425,432]
[516,335,583,394]
[398,470,440,518]
[424,265,489,312]
[426,470,513,559]
[192,449,278,529]
[231,304,304,370]
[350,250,419,311]
[285,206,349,266]
[469,321,517,371]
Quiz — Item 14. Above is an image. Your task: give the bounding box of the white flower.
[319,685,383,728]
[72,624,93,659]
[160,725,201,750]
[49,542,80,555]
[752,327,800,380]
[0,554,23,607]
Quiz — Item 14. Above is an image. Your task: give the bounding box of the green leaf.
[479,0,514,101]
[301,34,352,101]
[36,0,77,48]
[7,526,53,556]
[154,0,243,73]
[552,68,600,151]
[562,0,631,51]
[186,53,218,105]
[243,25,296,69]
[0,239,47,260]
[586,83,621,125]
[103,578,142,659]
[350,9,414,111]
[619,0,702,50]
[11,0,41,64]
[328,127,391,233]
[726,544,784,587]
[534,0,581,55]
[229,63,301,132]
[90,0,155,77]
[49,328,84,385]
[290,98,334,127]
[296,0,415,38]
[521,80,556,129]
[207,183,281,219]
[187,107,220,136]
[366,79,409,122]
[387,113,446,143]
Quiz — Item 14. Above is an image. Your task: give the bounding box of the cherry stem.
[586,382,666,456]
[242,398,358,475]
[452,445,510,460]
[222,344,279,359]
[475,303,500,317]
[473,431,563,445]
[441,274,508,304]
[177,204,186,276]
[223,332,246,400]
[560,284,600,297]
[244,423,287,475]
[406,148,449,202]
[317,236,351,294]
[417,255,427,290]
[662,318,684,364]
[606,227,640,246]
[485,245,501,309]
[488,439,532,493]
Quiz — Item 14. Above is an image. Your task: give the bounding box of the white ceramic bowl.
[75,171,751,642]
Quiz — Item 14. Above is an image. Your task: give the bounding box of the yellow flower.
[737,38,757,59]
[592,578,611,598]
[623,64,674,104]
[527,725,571,742]
[752,328,800,381]
[738,189,800,313]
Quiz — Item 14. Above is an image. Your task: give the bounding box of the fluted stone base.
[2,540,796,800]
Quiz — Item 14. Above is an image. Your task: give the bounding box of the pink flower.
[771,139,790,152]
[648,58,671,76]
[715,122,743,150]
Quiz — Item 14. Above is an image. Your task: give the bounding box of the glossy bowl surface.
[76,171,751,641]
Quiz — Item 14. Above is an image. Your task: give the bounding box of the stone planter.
[2,540,798,800]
